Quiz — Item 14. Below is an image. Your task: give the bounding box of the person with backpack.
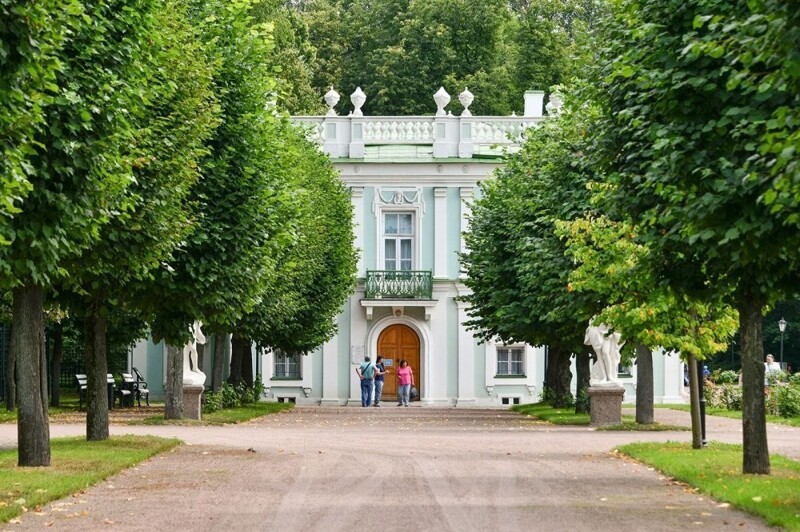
[373,355,386,407]
[356,355,377,407]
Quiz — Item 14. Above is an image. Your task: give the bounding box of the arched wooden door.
[377,324,421,401]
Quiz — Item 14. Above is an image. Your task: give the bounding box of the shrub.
[774,384,800,418]
[703,382,742,411]
[202,390,224,413]
[788,373,800,386]
[713,370,739,385]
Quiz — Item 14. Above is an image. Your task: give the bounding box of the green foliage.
[203,378,265,413]
[0,1,79,244]
[236,120,356,354]
[460,92,598,353]
[703,382,743,411]
[773,385,800,419]
[712,370,739,385]
[150,0,291,344]
[300,0,600,115]
[1,0,159,288]
[540,386,574,408]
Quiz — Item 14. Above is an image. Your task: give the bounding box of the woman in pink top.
[396,359,414,406]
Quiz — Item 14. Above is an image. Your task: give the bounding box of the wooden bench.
[75,373,118,410]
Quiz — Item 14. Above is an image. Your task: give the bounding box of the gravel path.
[1,406,794,531]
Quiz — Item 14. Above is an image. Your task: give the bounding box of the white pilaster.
[351,187,365,277]
[457,297,476,405]
[349,293,368,404]
[660,349,685,403]
[459,187,474,279]
[321,335,340,405]
[434,187,448,278]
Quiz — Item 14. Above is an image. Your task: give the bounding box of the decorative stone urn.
[434,86,450,117]
[545,90,564,116]
[324,87,340,116]
[458,88,474,117]
[350,87,366,117]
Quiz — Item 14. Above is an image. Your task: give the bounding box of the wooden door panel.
[377,324,420,400]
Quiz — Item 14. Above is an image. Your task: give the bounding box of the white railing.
[292,87,549,159]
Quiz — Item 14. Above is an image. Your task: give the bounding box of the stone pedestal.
[183,384,204,420]
[588,385,625,426]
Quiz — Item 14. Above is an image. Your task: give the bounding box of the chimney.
[523,90,544,117]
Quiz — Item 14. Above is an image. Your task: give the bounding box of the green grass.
[512,403,687,430]
[662,404,800,427]
[617,441,800,530]
[0,435,179,523]
[1,396,83,424]
[135,401,294,425]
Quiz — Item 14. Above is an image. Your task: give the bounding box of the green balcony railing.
[364,270,433,299]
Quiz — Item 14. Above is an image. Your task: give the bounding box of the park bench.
[130,367,151,406]
[75,373,118,411]
[117,374,135,408]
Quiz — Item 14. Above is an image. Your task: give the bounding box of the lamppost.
[779,317,787,367]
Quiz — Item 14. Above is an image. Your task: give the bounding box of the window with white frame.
[383,212,414,271]
[273,350,301,379]
[496,346,525,376]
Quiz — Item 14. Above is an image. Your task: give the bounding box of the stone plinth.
[588,385,625,427]
[182,384,204,420]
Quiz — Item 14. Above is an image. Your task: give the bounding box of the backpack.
[361,362,375,379]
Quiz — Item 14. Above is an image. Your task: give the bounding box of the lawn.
[0,435,180,523]
[661,404,800,428]
[618,441,800,530]
[134,401,294,425]
[512,402,687,431]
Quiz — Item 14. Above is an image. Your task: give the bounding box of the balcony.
[365,270,433,300]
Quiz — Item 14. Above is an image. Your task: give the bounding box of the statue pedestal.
[588,385,624,426]
[183,384,204,420]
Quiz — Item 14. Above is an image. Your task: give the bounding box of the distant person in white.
[764,354,782,386]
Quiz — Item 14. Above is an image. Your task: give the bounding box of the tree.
[147,0,291,418]
[591,0,800,473]
[236,120,357,356]
[558,215,737,440]
[1,0,164,466]
[461,99,599,409]
[57,0,219,440]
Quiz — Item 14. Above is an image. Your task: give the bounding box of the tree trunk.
[50,324,63,408]
[85,310,110,441]
[164,344,183,419]
[739,290,769,474]
[635,344,654,424]
[687,352,702,449]
[5,323,16,410]
[241,338,253,387]
[546,346,573,408]
[212,334,226,393]
[574,350,590,414]
[197,343,205,372]
[13,285,50,466]
[228,333,245,387]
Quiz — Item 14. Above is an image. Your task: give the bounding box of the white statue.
[183,320,207,386]
[584,323,624,386]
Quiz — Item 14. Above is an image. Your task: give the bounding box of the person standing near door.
[356,356,376,407]
[373,356,386,407]
[396,359,414,407]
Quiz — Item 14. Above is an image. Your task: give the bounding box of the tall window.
[497,346,524,376]
[274,350,301,379]
[384,212,414,271]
